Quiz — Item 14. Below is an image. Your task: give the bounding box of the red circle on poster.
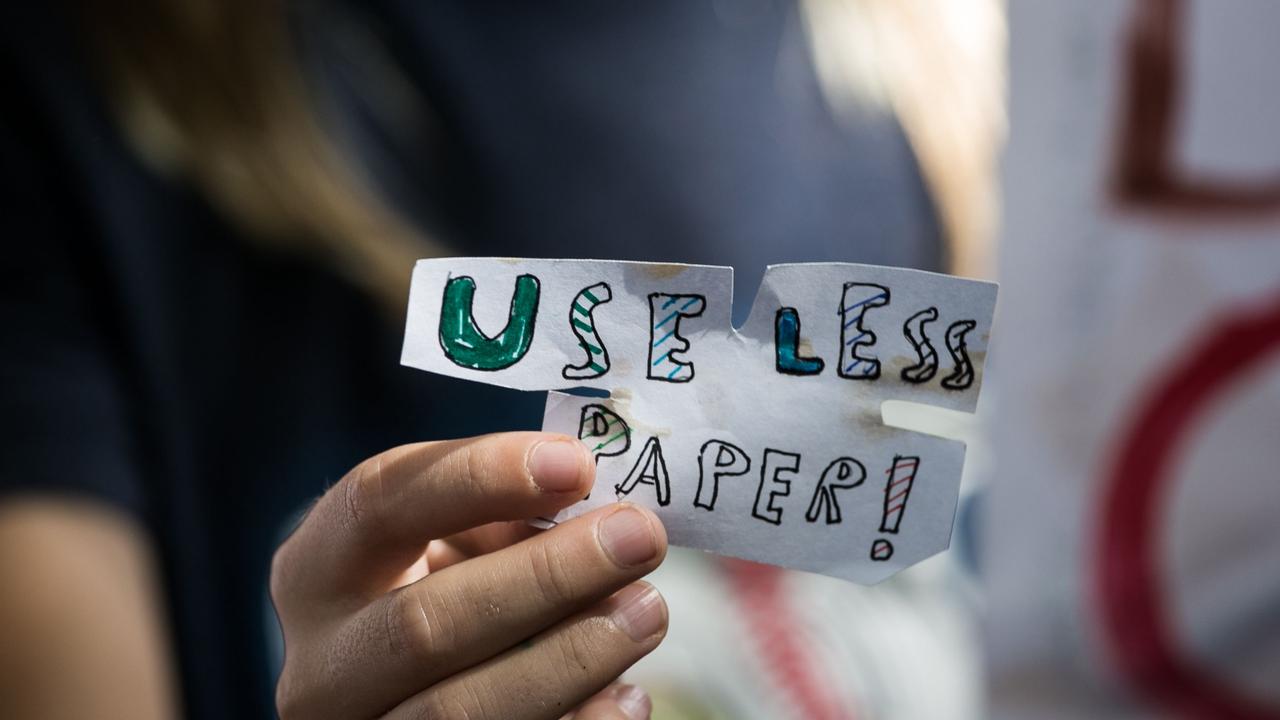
[1097,294,1280,719]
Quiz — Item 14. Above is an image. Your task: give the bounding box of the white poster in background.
[402,258,996,584]
[990,1,1280,718]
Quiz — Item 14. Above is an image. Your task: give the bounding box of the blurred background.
[1,0,1277,718]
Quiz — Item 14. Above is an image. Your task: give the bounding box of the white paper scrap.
[402,258,997,584]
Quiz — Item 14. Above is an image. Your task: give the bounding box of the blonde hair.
[80,0,432,310]
[802,0,1006,278]
[82,0,1004,302]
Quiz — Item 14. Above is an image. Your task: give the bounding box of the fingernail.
[614,684,652,720]
[527,440,586,493]
[610,583,666,642]
[598,507,658,567]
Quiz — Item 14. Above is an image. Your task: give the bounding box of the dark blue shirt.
[0,2,940,716]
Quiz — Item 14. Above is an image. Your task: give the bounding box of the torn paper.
[402,258,997,584]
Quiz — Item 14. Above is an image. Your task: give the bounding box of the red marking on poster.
[724,560,855,720]
[1112,0,1280,218]
[869,456,921,562]
[1096,294,1280,719]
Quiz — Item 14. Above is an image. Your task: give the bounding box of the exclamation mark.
[870,455,921,561]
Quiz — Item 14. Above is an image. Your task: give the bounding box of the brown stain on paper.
[641,263,689,281]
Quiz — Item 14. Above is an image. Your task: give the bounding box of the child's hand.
[271,432,667,719]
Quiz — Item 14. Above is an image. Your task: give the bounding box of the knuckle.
[529,539,579,605]
[457,441,484,494]
[269,500,322,609]
[553,625,603,681]
[420,441,482,504]
[458,681,497,720]
[269,539,301,609]
[274,667,306,719]
[384,587,457,665]
[342,455,387,535]
[458,437,509,499]
[411,687,482,720]
[268,544,290,604]
[427,436,525,514]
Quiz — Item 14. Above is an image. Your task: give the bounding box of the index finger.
[273,432,593,604]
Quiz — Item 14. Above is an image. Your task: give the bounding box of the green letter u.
[438,274,541,371]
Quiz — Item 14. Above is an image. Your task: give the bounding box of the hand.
[271,432,668,719]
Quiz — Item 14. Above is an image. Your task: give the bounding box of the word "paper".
[402,258,997,583]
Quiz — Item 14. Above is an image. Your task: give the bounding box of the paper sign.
[402,258,997,583]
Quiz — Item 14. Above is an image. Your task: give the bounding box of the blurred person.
[0,1,1000,719]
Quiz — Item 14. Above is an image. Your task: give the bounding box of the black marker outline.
[694,439,752,511]
[647,292,707,384]
[838,282,890,381]
[562,282,614,380]
[615,436,672,506]
[774,307,826,376]
[752,448,800,526]
[941,320,978,390]
[901,307,940,384]
[870,538,894,562]
[804,457,866,524]
[437,273,542,372]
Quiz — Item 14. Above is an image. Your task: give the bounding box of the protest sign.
[990,2,1280,716]
[403,259,996,583]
